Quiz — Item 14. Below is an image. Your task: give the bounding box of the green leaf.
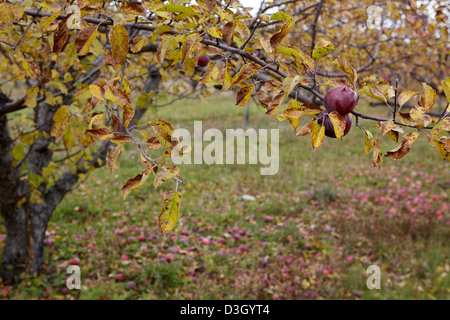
[11,144,26,161]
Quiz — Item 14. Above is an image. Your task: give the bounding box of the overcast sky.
[239,0,263,16]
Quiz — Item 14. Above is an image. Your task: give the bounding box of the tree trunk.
[1,206,28,282]
[1,200,54,282]
[0,63,162,282]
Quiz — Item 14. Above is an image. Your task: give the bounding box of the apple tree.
[0,0,449,282]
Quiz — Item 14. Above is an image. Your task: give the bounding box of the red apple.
[70,257,80,265]
[197,55,210,67]
[318,112,352,138]
[324,86,357,115]
[165,253,174,263]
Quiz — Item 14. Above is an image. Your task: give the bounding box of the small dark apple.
[323,85,357,115]
[318,111,352,138]
[197,55,210,67]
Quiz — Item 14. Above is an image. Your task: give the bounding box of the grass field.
[0,96,449,299]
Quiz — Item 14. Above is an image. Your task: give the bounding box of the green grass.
[0,96,449,300]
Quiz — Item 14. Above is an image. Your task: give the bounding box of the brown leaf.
[118,2,146,15]
[52,14,72,53]
[106,144,124,173]
[146,137,161,149]
[148,119,176,153]
[22,59,40,79]
[371,140,383,168]
[385,132,419,160]
[222,21,236,46]
[85,128,113,140]
[296,119,314,136]
[110,133,132,143]
[121,169,151,199]
[266,92,284,115]
[235,84,254,106]
[232,63,262,85]
[269,12,294,49]
[75,26,98,56]
[122,104,135,129]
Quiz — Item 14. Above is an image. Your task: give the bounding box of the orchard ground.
[0,97,448,299]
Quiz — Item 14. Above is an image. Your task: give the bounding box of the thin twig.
[393,78,399,121]
[12,17,35,50]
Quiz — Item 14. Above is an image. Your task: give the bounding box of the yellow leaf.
[89,83,105,100]
[283,75,305,98]
[232,63,262,85]
[371,140,383,168]
[154,166,179,188]
[333,57,357,86]
[442,78,450,104]
[269,12,294,49]
[159,192,183,235]
[130,37,146,53]
[148,119,176,154]
[312,39,334,61]
[397,90,418,107]
[361,127,374,155]
[22,59,40,79]
[106,144,124,173]
[418,83,436,113]
[310,119,325,150]
[328,111,345,140]
[109,22,129,65]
